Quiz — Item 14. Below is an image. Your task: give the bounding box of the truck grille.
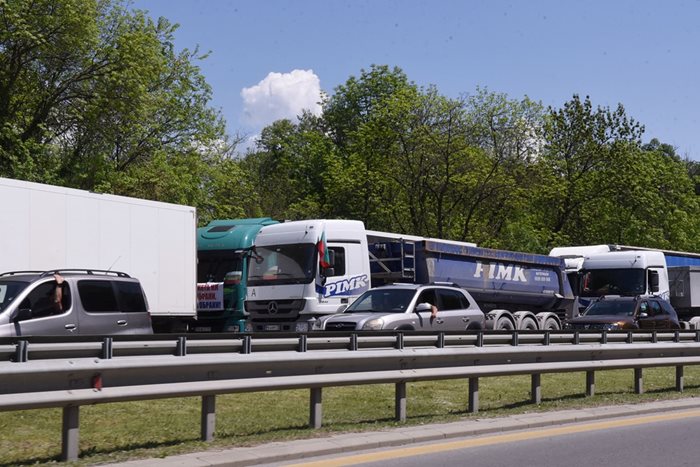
[246,299,305,318]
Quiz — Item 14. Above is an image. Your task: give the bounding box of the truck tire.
[543,317,560,330]
[494,317,515,331]
[519,316,538,331]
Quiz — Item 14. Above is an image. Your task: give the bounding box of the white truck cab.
[245,220,371,332]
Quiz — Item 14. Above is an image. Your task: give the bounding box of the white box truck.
[0,177,197,332]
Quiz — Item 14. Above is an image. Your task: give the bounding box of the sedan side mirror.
[638,312,649,319]
[13,307,33,323]
[415,302,432,313]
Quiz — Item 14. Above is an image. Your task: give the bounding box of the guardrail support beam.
[469,377,479,413]
[395,382,407,422]
[310,388,322,429]
[634,368,644,394]
[586,370,595,397]
[676,366,684,392]
[531,374,541,404]
[201,395,216,441]
[61,405,80,461]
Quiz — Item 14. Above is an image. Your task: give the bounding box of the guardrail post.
[531,374,541,404]
[395,332,404,350]
[468,377,479,413]
[14,340,28,362]
[627,331,634,344]
[511,331,519,346]
[674,330,680,343]
[297,334,308,352]
[175,336,187,356]
[586,371,595,396]
[573,332,580,345]
[61,405,80,461]
[602,331,608,344]
[651,331,657,344]
[349,333,358,351]
[395,382,407,422]
[310,387,322,429]
[476,332,483,347]
[101,337,113,359]
[241,335,252,354]
[676,366,684,392]
[634,368,643,394]
[696,330,700,342]
[544,331,550,346]
[436,332,445,348]
[201,395,216,441]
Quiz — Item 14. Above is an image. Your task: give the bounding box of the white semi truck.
[550,244,700,327]
[0,177,197,332]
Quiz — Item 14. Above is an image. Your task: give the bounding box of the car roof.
[0,269,132,281]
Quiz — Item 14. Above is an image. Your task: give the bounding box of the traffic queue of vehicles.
[1,177,698,336]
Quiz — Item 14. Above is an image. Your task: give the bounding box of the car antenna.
[106,256,121,272]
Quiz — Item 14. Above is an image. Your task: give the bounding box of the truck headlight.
[362,318,384,330]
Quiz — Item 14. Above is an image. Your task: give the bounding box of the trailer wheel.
[519,316,538,331]
[543,317,560,331]
[495,317,515,330]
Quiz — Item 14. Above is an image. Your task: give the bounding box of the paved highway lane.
[284,410,700,467]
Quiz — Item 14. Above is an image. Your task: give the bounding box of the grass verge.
[2,367,700,466]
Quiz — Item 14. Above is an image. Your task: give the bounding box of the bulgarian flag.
[317,231,331,268]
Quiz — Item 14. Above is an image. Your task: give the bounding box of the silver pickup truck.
[312,283,485,331]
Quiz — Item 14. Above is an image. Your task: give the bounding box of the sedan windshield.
[346,289,416,313]
[584,300,636,317]
[247,243,316,286]
[0,280,30,313]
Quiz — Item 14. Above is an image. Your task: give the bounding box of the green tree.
[0,0,231,215]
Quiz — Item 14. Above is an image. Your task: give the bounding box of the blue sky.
[132,0,700,159]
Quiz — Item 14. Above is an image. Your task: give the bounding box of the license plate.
[193,326,212,332]
[264,324,280,331]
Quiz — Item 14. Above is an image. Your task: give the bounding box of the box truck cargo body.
[0,177,197,331]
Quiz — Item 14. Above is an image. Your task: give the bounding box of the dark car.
[565,295,681,330]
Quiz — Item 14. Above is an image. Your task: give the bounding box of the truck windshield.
[580,269,645,297]
[584,300,636,317]
[0,280,30,313]
[247,243,316,286]
[197,250,243,283]
[346,289,416,313]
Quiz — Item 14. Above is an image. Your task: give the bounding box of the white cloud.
[241,69,322,128]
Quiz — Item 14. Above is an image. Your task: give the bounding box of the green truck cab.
[195,218,278,332]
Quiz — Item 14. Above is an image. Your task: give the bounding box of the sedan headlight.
[362,318,384,330]
[603,322,624,330]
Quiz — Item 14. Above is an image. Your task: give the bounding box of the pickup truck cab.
[312,283,485,331]
[0,269,153,336]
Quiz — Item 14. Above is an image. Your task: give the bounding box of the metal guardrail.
[2,330,700,461]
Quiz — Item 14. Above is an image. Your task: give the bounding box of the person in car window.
[53,273,65,312]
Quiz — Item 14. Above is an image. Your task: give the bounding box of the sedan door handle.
[64,324,76,331]
[117,320,127,326]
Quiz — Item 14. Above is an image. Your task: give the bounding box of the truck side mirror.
[649,270,660,293]
[323,267,335,277]
[328,249,335,267]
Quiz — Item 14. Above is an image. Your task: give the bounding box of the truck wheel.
[495,317,515,331]
[543,317,560,331]
[519,316,538,330]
